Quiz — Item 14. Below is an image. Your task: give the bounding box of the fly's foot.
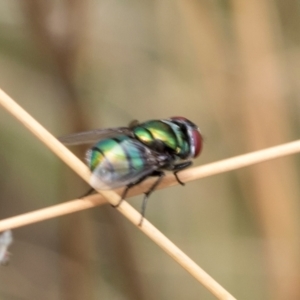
[138,216,144,226]
[112,186,130,208]
[174,172,185,186]
[172,161,192,185]
[112,198,123,208]
[80,187,96,198]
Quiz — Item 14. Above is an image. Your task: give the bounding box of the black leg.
[80,187,96,198]
[139,171,165,226]
[112,171,165,226]
[173,161,192,186]
[174,172,185,186]
[113,185,131,208]
[112,172,154,209]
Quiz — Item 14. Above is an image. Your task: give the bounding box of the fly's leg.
[173,161,192,186]
[113,173,152,208]
[139,171,165,226]
[113,185,132,208]
[113,171,165,226]
[80,187,96,198]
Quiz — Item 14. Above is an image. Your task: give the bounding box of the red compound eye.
[192,129,203,158]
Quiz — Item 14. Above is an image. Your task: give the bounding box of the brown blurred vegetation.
[1,1,300,299]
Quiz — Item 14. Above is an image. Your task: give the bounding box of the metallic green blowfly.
[59,117,203,224]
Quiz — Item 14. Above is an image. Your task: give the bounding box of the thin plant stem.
[2,134,300,231]
[0,88,236,300]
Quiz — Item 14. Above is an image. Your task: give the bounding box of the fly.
[59,117,203,224]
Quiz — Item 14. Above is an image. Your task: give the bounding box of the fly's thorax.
[133,120,190,159]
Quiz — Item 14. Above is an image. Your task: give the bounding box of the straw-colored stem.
[0,88,236,300]
[0,195,106,231]
[2,136,300,231]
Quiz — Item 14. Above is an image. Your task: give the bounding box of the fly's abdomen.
[86,136,154,190]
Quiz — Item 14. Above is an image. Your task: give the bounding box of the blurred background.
[0,1,300,299]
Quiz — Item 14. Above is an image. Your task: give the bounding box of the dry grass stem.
[3,135,300,232]
[0,88,236,299]
[0,195,107,231]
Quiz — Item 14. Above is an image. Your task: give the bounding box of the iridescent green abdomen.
[87,135,157,190]
[133,120,190,158]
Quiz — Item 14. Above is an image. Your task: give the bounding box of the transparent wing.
[91,162,159,190]
[58,127,132,145]
[89,139,166,190]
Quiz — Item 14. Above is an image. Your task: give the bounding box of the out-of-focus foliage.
[0,1,300,299]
